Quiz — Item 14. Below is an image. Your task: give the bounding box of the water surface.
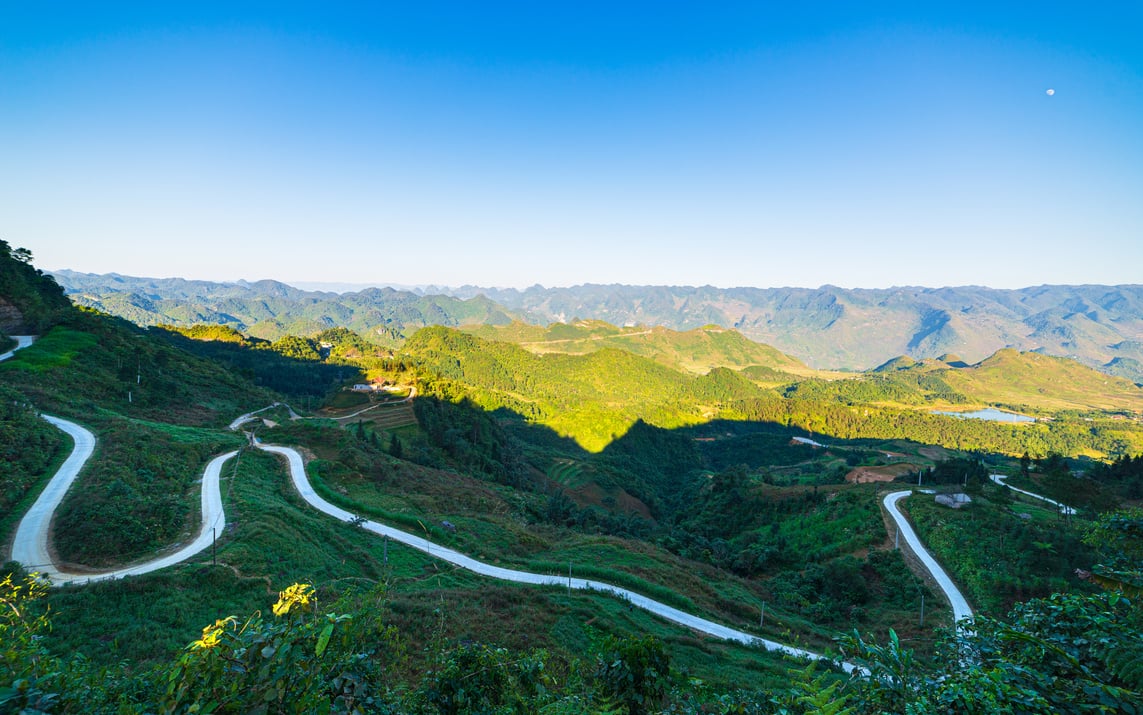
[932,408,1035,423]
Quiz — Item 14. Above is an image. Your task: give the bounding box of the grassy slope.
[1,312,276,566]
[940,348,1143,412]
[277,418,948,657]
[42,448,810,689]
[0,393,68,550]
[4,288,1132,696]
[467,320,817,377]
[405,326,775,451]
[899,484,1097,615]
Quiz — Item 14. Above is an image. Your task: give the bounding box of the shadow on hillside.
[151,326,362,402]
[407,394,912,522]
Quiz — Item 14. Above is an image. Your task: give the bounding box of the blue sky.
[3,3,1141,289]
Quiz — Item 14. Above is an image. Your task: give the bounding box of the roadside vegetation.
[903,480,1097,614]
[0,388,66,547]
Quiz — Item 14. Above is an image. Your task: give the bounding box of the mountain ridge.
[50,270,1143,381]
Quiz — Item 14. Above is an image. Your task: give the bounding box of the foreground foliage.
[4,570,1141,714]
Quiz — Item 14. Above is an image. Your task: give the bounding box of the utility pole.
[920,593,925,626]
[895,527,899,549]
[383,534,388,564]
[760,601,766,627]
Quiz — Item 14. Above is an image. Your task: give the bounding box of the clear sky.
[3,3,1141,289]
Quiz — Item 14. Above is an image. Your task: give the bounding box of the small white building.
[935,493,973,509]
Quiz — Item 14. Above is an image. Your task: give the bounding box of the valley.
[2,245,1141,712]
[8,6,1143,711]
[8,385,979,676]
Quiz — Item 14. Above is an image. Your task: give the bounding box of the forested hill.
[0,241,71,334]
[403,325,772,451]
[50,271,1143,381]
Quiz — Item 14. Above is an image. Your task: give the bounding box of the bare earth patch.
[846,463,918,484]
[918,445,950,460]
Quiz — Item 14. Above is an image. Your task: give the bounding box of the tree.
[1081,507,1143,597]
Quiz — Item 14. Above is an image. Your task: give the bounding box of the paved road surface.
[990,474,1076,515]
[10,416,97,582]
[9,414,235,585]
[0,334,35,361]
[882,491,974,623]
[228,402,281,430]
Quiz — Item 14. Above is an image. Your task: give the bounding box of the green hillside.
[466,320,814,377]
[873,347,1143,413]
[2,259,1141,710]
[402,325,771,451]
[0,241,71,334]
[942,348,1143,412]
[397,326,1143,459]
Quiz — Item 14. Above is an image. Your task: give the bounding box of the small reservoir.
[932,408,1035,423]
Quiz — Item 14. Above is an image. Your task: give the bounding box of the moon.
[1046,88,1055,96]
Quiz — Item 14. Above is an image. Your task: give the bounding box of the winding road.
[882,491,974,622]
[8,415,234,585]
[7,411,970,672]
[990,474,1076,515]
[5,328,977,673]
[255,442,844,668]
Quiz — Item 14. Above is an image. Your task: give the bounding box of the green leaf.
[316,623,335,657]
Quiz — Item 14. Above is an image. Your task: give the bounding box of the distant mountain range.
[52,270,519,347]
[50,271,1143,382]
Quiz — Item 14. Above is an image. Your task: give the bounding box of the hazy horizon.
[47,266,1143,295]
[6,4,1142,289]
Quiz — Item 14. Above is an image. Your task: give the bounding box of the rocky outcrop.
[0,296,27,334]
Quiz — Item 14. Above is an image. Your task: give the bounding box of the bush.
[593,635,669,715]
